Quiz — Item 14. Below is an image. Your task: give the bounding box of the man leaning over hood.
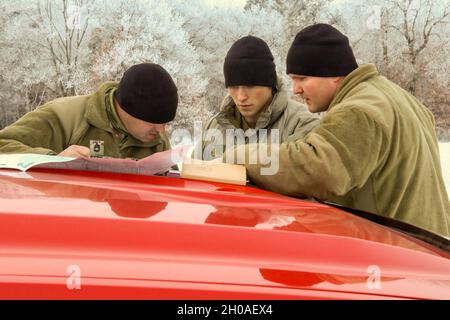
[0,63,178,159]
[225,24,449,237]
[194,36,319,160]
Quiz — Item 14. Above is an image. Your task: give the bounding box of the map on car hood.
[0,145,190,176]
[0,154,74,171]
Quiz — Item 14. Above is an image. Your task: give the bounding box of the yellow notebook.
[180,159,247,185]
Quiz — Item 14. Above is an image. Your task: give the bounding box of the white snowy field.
[439,142,450,199]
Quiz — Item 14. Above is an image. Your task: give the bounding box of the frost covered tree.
[343,0,450,136]
[82,0,209,132]
[0,0,210,132]
[385,0,449,94]
[1,0,90,126]
[0,0,92,101]
[0,4,15,128]
[244,0,344,56]
[1,0,448,138]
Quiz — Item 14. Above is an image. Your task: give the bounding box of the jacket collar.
[85,81,117,133]
[328,64,378,111]
[216,76,289,130]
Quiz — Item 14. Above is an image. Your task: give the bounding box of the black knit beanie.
[116,63,178,124]
[286,24,358,77]
[223,36,277,88]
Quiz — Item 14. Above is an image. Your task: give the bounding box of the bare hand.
[58,145,91,158]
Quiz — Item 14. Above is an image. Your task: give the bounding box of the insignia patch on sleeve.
[90,140,104,157]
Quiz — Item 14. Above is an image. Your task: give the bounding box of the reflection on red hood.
[0,167,449,299]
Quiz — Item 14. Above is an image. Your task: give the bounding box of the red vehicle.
[0,166,449,299]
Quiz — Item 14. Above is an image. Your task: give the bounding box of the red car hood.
[0,167,449,299]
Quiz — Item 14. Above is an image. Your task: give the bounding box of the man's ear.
[332,76,345,88]
[332,76,344,84]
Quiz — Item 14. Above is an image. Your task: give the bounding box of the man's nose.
[154,124,166,133]
[237,87,248,102]
[292,81,303,95]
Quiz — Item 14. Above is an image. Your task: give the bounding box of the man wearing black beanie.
[226,24,449,237]
[0,63,178,159]
[195,35,319,160]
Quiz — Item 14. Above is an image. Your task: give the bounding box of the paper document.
[0,154,75,171]
[0,145,190,176]
[180,158,247,185]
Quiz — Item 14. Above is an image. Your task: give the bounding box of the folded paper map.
[0,154,75,171]
[0,145,190,176]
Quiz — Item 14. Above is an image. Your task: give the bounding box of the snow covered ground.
[439,142,450,199]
